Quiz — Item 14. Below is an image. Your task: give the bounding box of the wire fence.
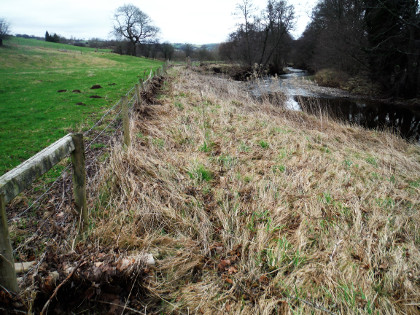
[4,64,165,240]
[0,61,172,297]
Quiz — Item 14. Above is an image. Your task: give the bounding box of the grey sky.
[0,0,318,44]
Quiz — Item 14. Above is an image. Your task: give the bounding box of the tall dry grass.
[88,67,420,314]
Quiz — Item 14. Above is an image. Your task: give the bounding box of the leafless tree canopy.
[220,0,294,74]
[0,18,10,46]
[113,4,159,56]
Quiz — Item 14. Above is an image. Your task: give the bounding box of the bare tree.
[113,4,159,56]
[183,43,194,58]
[258,0,295,70]
[162,43,174,60]
[235,0,256,65]
[222,0,295,73]
[0,18,10,46]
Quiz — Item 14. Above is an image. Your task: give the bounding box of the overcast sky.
[1,0,318,44]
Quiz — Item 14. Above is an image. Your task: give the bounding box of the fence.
[0,61,169,293]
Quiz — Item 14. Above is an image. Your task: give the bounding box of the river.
[251,68,420,143]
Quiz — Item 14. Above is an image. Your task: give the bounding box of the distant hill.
[172,43,219,51]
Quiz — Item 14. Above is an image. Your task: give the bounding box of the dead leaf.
[228,266,238,274]
[217,259,231,271]
[225,277,233,284]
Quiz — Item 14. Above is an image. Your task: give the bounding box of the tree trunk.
[131,40,137,56]
[404,25,419,97]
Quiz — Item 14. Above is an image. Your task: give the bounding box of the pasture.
[0,37,162,175]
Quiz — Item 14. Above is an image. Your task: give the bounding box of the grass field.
[0,37,162,175]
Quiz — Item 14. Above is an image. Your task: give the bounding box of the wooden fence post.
[70,134,88,232]
[0,194,18,292]
[121,96,131,147]
[135,83,141,108]
[139,79,145,92]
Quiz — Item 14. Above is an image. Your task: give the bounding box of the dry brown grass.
[89,67,420,314]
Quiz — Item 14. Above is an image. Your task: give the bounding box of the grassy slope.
[0,37,162,175]
[89,67,420,313]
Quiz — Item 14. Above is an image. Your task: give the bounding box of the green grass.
[258,140,270,149]
[188,164,213,183]
[0,37,162,175]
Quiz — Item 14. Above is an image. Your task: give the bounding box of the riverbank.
[9,66,420,313]
[197,63,420,111]
[90,67,420,313]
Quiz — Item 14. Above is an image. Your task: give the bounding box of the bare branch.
[112,4,159,56]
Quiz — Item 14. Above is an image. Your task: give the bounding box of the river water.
[251,68,420,143]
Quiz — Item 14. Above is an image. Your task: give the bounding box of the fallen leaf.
[225,277,233,284]
[217,259,231,271]
[228,266,238,274]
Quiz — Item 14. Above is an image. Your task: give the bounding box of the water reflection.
[296,96,420,142]
[252,68,420,143]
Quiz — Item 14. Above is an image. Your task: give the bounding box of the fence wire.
[4,65,166,274]
[83,98,122,137]
[7,74,142,225]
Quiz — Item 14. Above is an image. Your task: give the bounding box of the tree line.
[293,0,420,98]
[2,1,419,97]
[219,0,295,74]
[219,0,420,98]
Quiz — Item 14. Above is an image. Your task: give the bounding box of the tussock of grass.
[89,67,420,313]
